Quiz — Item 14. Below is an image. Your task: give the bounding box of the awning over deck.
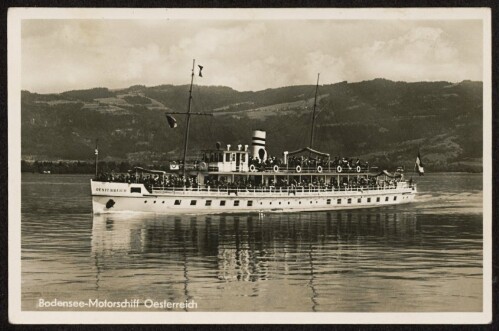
[287,147,330,158]
[373,170,402,178]
[131,167,167,175]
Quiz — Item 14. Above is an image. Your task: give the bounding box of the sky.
[21,18,483,93]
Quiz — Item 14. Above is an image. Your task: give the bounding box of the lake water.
[20,173,483,312]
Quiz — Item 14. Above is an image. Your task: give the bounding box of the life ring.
[249,164,257,172]
[356,165,361,173]
[336,165,342,173]
[273,165,279,172]
[317,165,323,173]
[296,165,302,173]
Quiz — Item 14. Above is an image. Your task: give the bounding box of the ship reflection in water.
[90,210,482,312]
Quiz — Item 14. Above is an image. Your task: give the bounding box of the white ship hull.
[91,180,416,214]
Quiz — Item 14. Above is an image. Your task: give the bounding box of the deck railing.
[150,183,415,195]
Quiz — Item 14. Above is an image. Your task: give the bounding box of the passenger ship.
[91,61,417,214]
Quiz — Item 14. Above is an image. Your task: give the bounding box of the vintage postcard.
[8,7,492,324]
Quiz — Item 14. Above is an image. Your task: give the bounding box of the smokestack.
[251,130,267,162]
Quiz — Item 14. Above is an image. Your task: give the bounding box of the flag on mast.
[198,65,203,77]
[415,151,424,176]
[165,114,178,128]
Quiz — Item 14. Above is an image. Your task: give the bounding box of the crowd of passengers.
[249,155,369,171]
[172,154,369,172]
[97,171,404,192]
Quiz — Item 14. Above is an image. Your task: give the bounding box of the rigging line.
[260,91,313,135]
[191,85,216,147]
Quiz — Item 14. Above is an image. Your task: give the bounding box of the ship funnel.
[251,130,267,162]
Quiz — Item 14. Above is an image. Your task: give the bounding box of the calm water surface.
[21,173,483,312]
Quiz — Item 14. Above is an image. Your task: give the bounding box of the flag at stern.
[415,151,424,176]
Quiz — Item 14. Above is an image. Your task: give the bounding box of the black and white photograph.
[8,7,492,324]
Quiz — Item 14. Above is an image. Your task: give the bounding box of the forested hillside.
[21,79,483,172]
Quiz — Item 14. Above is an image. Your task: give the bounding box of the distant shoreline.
[20,160,483,175]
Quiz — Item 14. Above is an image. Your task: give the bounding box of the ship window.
[327,199,331,205]
[358,198,361,203]
[376,197,380,202]
[367,198,371,203]
[385,197,389,201]
[174,200,181,205]
[231,153,236,161]
[242,154,246,162]
[247,200,253,206]
[234,200,240,206]
[144,200,147,203]
[394,196,397,201]
[225,153,230,162]
[220,200,226,206]
[337,199,341,204]
[131,187,141,193]
[347,198,352,204]
[190,200,197,206]
[205,200,212,206]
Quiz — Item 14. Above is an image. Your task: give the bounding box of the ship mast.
[309,73,320,149]
[182,59,196,179]
[166,59,213,179]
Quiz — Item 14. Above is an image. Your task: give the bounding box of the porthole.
[162,201,165,204]
[144,200,147,203]
[154,201,156,204]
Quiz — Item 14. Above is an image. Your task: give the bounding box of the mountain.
[21,79,483,172]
